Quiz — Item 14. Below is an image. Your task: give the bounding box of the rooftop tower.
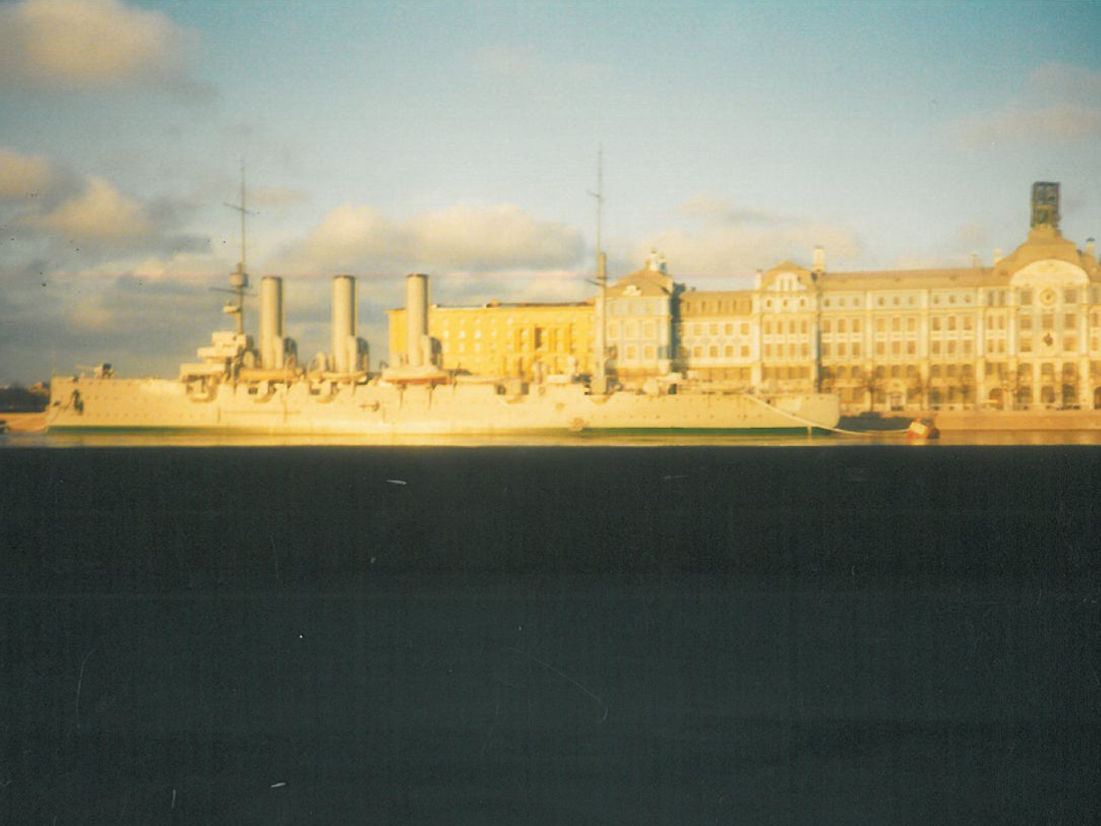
[1031,181,1059,230]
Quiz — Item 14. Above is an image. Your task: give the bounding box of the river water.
[2,444,1099,823]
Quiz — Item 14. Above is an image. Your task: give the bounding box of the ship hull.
[47,377,840,435]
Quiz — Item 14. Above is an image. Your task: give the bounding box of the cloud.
[276,203,585,275]
[953,63,1101,147]
[0,0,201,92]
[248,186,308,210]
[1,151,212,272]
[24,176,152,240]
[0,147,53,200]
[680,193,788,225]
[642,195,863,276]
[428,269,592,308]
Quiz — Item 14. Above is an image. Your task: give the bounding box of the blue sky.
[1,0,1099,382]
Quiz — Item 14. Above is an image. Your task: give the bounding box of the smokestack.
[406,273,429,368]
[259,276,284,369]
[331,275,356,373]
[812,246,825,273]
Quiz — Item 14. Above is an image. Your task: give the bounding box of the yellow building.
[388,300,595,380]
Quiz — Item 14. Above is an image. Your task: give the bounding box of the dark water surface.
[3,446,1099,824]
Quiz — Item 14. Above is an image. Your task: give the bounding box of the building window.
[709,345,718,358]
[626,345,636,360]
[932,317,941,331]
[741,345,750,358]
[1020,338,1032,353]
[852,343,861,357]
[1064,337,1077,352]
[725,345,734,358]
[907,341,916,355]
[1042,314,1053,331]
[853,319,862,333]
[1065,288,1078,304]
[1020,290,1033,306]
[1065,313,1077,329]
[932,341,941,355]
[1019,316,1032,331]
[822,319,832,333]
[644,345,655,360]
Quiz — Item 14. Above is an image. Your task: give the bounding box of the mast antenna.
[587,147,608,394]
[223,160,256,335]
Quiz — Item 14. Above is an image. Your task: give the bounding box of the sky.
[1,0,1100,383]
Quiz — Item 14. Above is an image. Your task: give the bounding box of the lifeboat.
[906,417,939,440]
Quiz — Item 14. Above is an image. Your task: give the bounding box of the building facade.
[387,183,1101,412]
[677,182,1101,413]
[388,300,595,381]
[601,250,681,384]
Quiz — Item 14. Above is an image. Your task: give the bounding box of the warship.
[46,268,840,436]
[47,172,840,437]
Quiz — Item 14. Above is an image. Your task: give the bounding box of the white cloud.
[0,146,53,200]
[642,195,862,276]
[0,0,199,91]
[25,176,152,240]
[277,203,585,274]
[953,63,1101,147]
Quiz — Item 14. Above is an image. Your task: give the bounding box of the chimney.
[259,276,285,369]
[812,246,825,274]
[331,276,356,373]
[406,273,429,368]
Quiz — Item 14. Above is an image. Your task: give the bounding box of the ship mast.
[588,147,608,395]
[224,160,254,335]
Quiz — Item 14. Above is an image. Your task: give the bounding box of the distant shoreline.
[0,411,47,433]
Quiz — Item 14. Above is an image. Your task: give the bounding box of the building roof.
[819,267,994,291]
[609,266,676,297]
[766,224,1100,290]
